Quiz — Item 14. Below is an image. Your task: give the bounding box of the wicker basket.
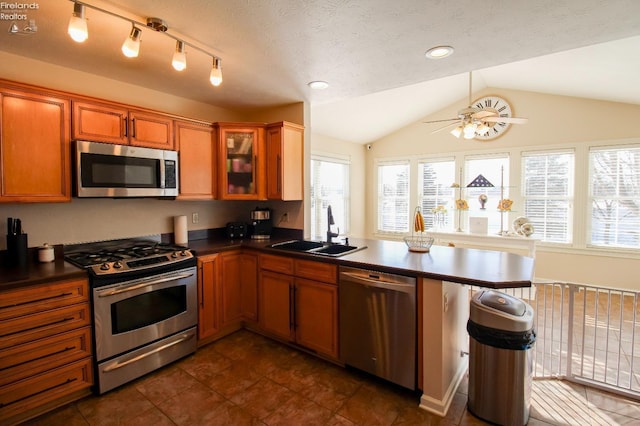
[404,234,434,253]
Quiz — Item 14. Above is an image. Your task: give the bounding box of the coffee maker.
[250,207,272,239]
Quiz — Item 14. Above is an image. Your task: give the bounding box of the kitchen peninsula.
[0,234,534,422]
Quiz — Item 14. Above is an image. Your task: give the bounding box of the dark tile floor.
[26,330,640,425]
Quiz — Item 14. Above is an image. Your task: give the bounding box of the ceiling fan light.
[209,57,223,86]
[172,40,187,71]
[450,126,462,138]
[463,122,477,139]
[68,3,88,42]
[122,25,142,58]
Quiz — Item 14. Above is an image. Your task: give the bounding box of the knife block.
[6,233,28,267]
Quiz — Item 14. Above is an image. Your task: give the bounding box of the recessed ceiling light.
[308,81,329,90]
[425,45,454,59]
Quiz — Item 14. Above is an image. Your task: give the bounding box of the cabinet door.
[216,124,265,200]
[295,278,338,359]
[241,252,258,322]
[176,120,215,200]
[259,270,293,341]
[197,254,219,341]
[266,122,303,201]
[72,100,128,144]
[1,88,71,202]
[129,109,174,149]
[219,251,243,327]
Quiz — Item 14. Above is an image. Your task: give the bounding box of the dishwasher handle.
[340,271,415,294]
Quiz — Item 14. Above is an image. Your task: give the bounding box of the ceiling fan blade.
[482,116,528,124]
[423,118,459,124]
[471,110,496,119]
[430,121,459,134]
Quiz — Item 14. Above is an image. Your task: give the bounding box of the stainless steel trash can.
[467,290,536,426]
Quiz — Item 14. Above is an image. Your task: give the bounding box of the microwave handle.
[160,158,166,189]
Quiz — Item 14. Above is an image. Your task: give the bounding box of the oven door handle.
[102,330,195,373]
[97,272,195,297]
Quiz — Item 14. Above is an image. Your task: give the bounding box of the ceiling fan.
[425,71,528,140]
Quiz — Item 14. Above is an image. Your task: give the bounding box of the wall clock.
[472,95,513,141]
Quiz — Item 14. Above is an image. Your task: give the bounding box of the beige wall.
[366,88,640,290]
[309,133,367,238]
[0,52,305,249]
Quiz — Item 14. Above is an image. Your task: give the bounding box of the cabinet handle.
[277,155,282,193]
[289,284,296,331]
[1,316,76,339]
[0,292,74,310]
[123,117,128,137]
[131,118,136,138]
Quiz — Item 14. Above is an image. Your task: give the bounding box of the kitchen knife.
[7,217,13,235]
[15,219,22,234]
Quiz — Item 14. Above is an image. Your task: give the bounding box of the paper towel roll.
[174,215,188,245]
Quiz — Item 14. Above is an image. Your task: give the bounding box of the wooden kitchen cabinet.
[72,100,174,149]
[175,119,216,200]
[197,254,220,343]
[258,254,339,359]
[0,277,93,425]
[215,122,265,200]
[0,84,71,203]
[265,121,304,200]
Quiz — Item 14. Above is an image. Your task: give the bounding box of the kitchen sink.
[269,240,366,257]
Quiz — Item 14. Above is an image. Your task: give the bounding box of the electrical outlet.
[192,212,199,224]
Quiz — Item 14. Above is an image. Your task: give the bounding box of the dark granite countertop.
[1,229,534,291]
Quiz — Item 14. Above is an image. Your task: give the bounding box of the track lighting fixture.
[121,24,142,58]
[67,2,88,42]
[209,57,223,86]
[67,1,223,87]
[172,40,187,71]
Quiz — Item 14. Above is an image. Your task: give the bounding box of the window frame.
[309,154,351,241]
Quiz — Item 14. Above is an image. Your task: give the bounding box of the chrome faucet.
[326,205,339,243]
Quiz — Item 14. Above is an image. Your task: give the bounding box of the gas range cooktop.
[64,237,194,276]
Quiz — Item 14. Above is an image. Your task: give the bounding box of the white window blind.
[310,156,350,240]
[464,155,509,234]
[418,159,455,229]
[589,146,640,249]
[377,161,410,233]
[522,150,574,243]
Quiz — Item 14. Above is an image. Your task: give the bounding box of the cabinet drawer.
[0,327,92,387]
[295,259,337,284]
[0,358,93,423]
[0,303,91,350]
[260,254,294,275]
[0,278,89,321]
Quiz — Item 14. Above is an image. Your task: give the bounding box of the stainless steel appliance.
[74,140,178,198]
[339,266,417,390]
[65,237,197,394]
[250,207,272,239]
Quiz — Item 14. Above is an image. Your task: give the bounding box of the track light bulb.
[209,57,223,86]
[122,25,142,58]
[172,41,187,71]
[68,3,88,42]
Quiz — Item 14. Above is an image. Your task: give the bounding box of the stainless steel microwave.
[74,140,179,198]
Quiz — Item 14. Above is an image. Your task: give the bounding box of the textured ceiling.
[2,0,640,143]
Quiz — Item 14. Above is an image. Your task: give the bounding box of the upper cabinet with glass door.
[215,123,265,199]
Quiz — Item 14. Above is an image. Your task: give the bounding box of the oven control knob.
[100,263,110,271]
[113,261,123,269]
[171,252,178,258]
[180,250,188,256]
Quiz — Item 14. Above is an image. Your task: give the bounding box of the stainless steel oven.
[65,238,198,394]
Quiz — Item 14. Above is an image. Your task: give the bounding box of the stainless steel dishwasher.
[339,266,417,390]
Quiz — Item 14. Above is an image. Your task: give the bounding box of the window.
[310,156,350,240]
[522,150,574,243]
[589,146,640,249]
[464,155,509,234]
[418,159,455,229]
[377,161,410,233]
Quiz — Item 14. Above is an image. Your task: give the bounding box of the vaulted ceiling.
[3,0,640,143]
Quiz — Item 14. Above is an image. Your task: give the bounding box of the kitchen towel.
[174,215,188,245]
